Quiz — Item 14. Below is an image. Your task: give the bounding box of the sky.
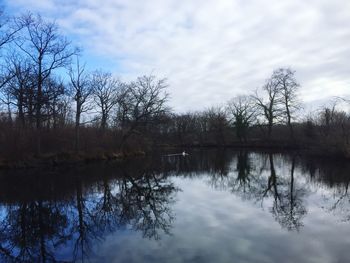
[3,0,350,112]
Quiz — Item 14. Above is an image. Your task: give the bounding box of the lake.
[0,149,350,263]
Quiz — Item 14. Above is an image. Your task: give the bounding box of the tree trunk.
[75,103,81,152]
[285,101,294,140]
[36,60,43,155]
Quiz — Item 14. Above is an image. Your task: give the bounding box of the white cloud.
[5,0,350,112]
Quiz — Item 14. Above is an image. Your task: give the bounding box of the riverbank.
[1,139,349,170]
[0,150,146,170]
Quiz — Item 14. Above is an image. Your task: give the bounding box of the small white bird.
[182,151,187,156]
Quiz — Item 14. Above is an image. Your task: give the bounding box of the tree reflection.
[236,151,252,189]
[265,155,307,231]
[72,178,101,261]
[308,158,350,221]
[0,150,350,261]
[328,182,350,221]
[0,161,178,262]
[208,152,308,231]
[117,170,176,239]
[227,151,259,199]
[0,200,69,262]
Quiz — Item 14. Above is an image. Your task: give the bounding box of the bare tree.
[253,73,283,139]
[316,101,350,150]
[16,14,77,153]
[227,95,256,142]
[69,57,92,151]
[202,107,228,146]
[1,55,34,127]
[41,76,66,128]
[272,68,301,139]
[91,70,119,131]
[171,113,198,145]
[117,75,169,150]
[0,8,23,91]
[0,87,12,122]
[318,102,337,138]
[0,8,21,49]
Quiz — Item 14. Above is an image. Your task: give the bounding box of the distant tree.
[202,107,229,146]
[3,56,34,127]
[91,70,119,131]
[117,75,169,150]
[171,113,198,145]
[272,68,301,139]
[41,77,66,128]
[53,96,72,128]
[0,84,12,122]
[195,112,210,145]
[227,95,256,142]
[69,57,92,151]
[253,72,284,139]
[316,101,350,149]
[318,103,337,137]
[303,115,317,140]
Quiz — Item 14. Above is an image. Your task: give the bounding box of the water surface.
[0,150,350,262]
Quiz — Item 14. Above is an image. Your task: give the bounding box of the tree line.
[0,11,171,160]
[0,10,349,163]
[163,67,349,157]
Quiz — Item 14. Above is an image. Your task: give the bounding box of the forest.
[0,11,349,167]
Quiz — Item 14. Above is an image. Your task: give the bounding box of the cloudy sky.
[4,0,350,112]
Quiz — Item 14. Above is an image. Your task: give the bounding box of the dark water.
[1,150,350,263]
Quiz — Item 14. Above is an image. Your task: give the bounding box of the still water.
[0,149,350,263]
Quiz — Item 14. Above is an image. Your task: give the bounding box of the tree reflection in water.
[263,154,307,231]
[207,151,308,231]
[0,200,69,262]
[0,159,178,262]
[304,156,350,222]
[0,150,349,261]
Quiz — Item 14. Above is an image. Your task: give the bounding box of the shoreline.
[1,141,348,171]
[0,151,146,170]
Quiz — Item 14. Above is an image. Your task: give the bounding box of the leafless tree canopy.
[117,75,170,149]
[272,68,301,138]
[227,95,256,142]
[251,68,301,139]
[69,56,92,150]
[91,70,120,130]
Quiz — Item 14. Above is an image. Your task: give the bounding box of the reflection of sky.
[90,176,350,263]
[1,152,350,262]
